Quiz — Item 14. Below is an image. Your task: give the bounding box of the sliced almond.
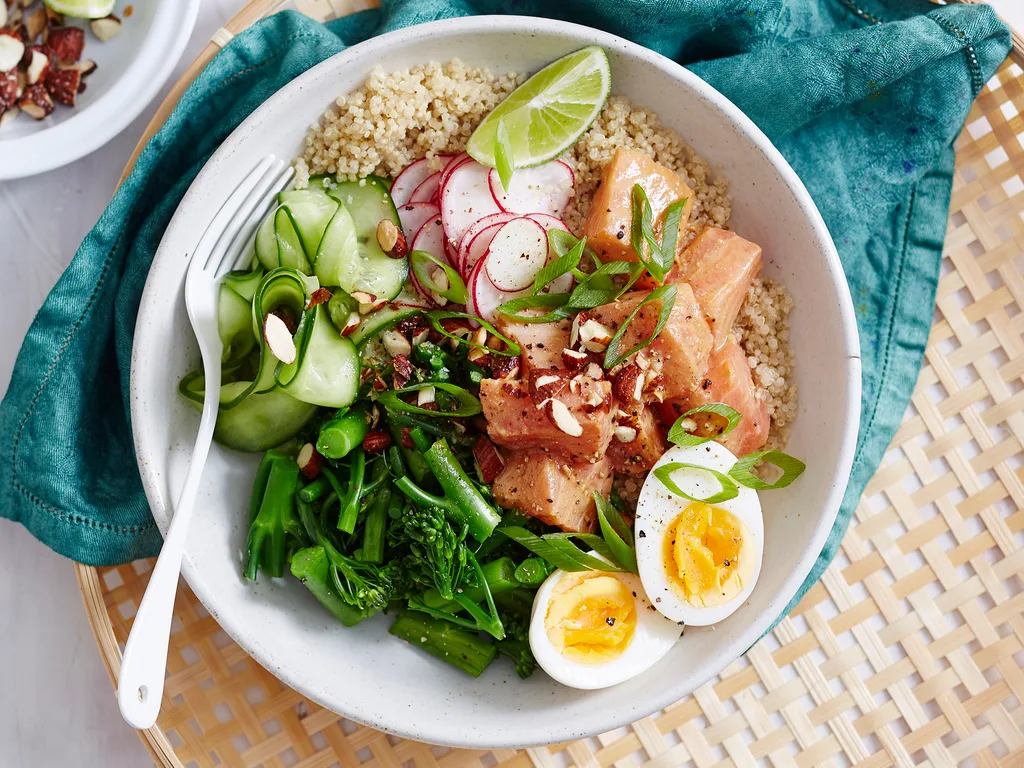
[547,399,583,437]
[614,425,638,443]
[264,313,297,364]
[381,328,412,358]
[561,348,589,373]
[570,311,588,348]
[0,4,7,27]
[579,318,613,353]
[0,34,25,72]
[585,362,604,380]
[89,15,121,42]
[0,106,18,126]
[612,363,643,404]
[529,368,566,404]
[339,311,360,337]
[376,219,406,258]
[467,345,489,364]
[411,327,429,346]
[350,290,382,314]
[26,48,48,85]
[296,443,323,479]
[417,386,436,406]
[24,7,45,40]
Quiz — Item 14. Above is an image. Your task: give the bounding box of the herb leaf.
[659,197,687,277]
[729,450,806,490]
[565,260,645,310]
[498,526,624,572]
[667,402,743,447]
[427,310,521,356]
[594,493,638,574]
[377,382,481,418]
[603,284,677,369]
[496,293,573,323]
[653,462,740,505]
[410,250,469,304]
[533,232,586,295]
[630,184,660,279]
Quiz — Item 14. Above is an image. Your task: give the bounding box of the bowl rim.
[131,14,862,749]
[0,0,201,180]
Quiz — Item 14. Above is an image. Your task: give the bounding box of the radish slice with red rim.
[524,213,576,293]
[440,159,502,260]
[409,172,441,203]
[457,211,517,276]
[488,160,574,216]
[397,202,440,239]
[439,151,471,189]
[484,217,548,292]
[464,222,504,276]
[469,254,527,324]
[391,158,432,207]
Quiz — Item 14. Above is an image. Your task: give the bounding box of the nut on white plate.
[89,15,122,43]
[0,34,25,73]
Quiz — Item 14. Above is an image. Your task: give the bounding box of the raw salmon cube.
[656,334,769,456]
[589,283,713,401]
[669,228,761,350]
[480,377,613,461]
[495,317,571,375]
[583,148,694,264]
[492,451,614,533]
[607,406,667,475]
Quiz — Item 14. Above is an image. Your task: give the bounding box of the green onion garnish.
[426,310,521,356]
[629,184,687,283]
[494,120,515,192]
[593,493,638,574]
[603,284,677,369]
[729,450,806,490]
[565,260,646,310]
[377,382,481,418]
[498,526,624,572]
[653,461,740,504]
[410,249,469,305]
[496,293,572,323]
[667,403,743,447]
[532,231,586,295]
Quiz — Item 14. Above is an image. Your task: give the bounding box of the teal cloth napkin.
[0,0,1009,620]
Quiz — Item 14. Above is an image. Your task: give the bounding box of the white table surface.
[1,2,1021,766]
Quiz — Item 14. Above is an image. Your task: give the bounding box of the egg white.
[635,442,764,626]
[529,566,682,690]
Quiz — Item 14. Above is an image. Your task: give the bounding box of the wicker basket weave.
[76,2,1024,766]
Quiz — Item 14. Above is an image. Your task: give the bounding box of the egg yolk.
[544,572,637,664]
[664,502,748,608]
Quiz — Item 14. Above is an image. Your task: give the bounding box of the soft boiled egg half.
[635,442,764,626]
[529,557,682,689]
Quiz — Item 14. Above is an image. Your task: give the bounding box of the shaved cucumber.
[349,285,427,347]
[255,208,312,273]
[277,188,338,256]
[276,304,360,408]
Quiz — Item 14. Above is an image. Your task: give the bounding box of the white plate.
[131,16,861,749]
[0,0,199,180]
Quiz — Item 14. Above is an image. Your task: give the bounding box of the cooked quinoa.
[294,59,796,463]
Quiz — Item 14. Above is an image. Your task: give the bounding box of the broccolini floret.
[401,506,468,601]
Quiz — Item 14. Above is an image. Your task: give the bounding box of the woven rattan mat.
[76,2,1024,765]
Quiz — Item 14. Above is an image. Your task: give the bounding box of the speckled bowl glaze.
[131,16,861,749]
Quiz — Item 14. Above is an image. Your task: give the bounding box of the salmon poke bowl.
[133,16,860,748]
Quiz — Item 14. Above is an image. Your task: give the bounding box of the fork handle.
[116,369,221,730]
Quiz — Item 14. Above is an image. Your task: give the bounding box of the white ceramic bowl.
[132,16,861,749]
[0,0,199,180]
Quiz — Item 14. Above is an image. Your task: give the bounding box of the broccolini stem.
[359,463,390,563]
[409,426,432,454]
[423,438,501,542]
[389,611,497,677]
[299,476,329,503]
[337,448,366,533]
[316,405,369,459]
[421,556,518,610]
[245,451,302,580]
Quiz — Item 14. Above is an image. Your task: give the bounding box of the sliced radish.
[411,216,446,261]
[397,202,440,238]
[469,254,527,324]
[409,172,441,204]
[489,160,574,216]
[457,212,517,276]
[526,212,571,236]
[439,151,471,189]
[484,218,548,292]
[391,158,433,207]
[463,222,505,276]
[440,160,502,259]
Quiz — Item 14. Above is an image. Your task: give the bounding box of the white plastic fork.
[117,156,294,730]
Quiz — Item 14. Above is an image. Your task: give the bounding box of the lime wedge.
[468,46,611,169]
[43,0,115,19]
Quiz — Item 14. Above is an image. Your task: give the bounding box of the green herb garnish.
[498,526,625,572]
[630,184,687,283]
[653,461,740,504]
[729,450,806,490]
[411,249,469,304]
[603,284,677,369]
[667,403,743,447]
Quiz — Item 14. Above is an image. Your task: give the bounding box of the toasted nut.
[392,354,414,389]
[376,219,407,258]
[585,362,604,380]
[362,430,391,454]
[614,425,638,443]
[570,311,588,348]
[44,7,63,26]
[529,368,566,404]
[561,348,589,373]
[25,48,47,84]
[264,313,297,364]
[582,386,607,413]
[579,318,613,353]
[472,326,488,347]
[24,7,45,40]
[411,327,429,346]
[612,363,643,404]
[381,328,412,357]
[467,345,489,364]
[0,4,6,27]
[0,68,16,110]
[417,385,436,406]
[43,65,78,106]
[296,443,323,479]
[18,82,51,118]
[0,33,25,72]
[473,436,505,484]
[491,354,519,380]
[339,311,360,337]
[64,58,96,77]
[0,105,18,126]
[306,286,332,308]
[350,290,382,314]
[89,15,121,42]
[546,399,583,437]
[45,26,83,63]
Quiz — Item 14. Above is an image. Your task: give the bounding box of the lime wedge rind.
[468,46,611,170]
[43,0,115,19]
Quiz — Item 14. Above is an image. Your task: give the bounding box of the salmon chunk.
[656,335,769,456]
[669,228,761,350]
[583,148,694,264]
[479,377,613,461]
[607,406,666,475]
[492,451,614,533]
[495,317,571,375]
[589,284,713,402]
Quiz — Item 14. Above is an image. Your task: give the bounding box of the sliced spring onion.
[410,249,469,305]
[565,260,646,310]
[667,403,743,447]
[494,120,514,193]
[630,183,659,278]
[653,461,740,505]
[426,311,520,356]
[498,526,625,572]
[729,450,806,490]
[495,292,572,323]
[593,493,638,574]
[377,382,482,418]
[532,232,585,295]
[660,197,687,272]
[603,284,677,369]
